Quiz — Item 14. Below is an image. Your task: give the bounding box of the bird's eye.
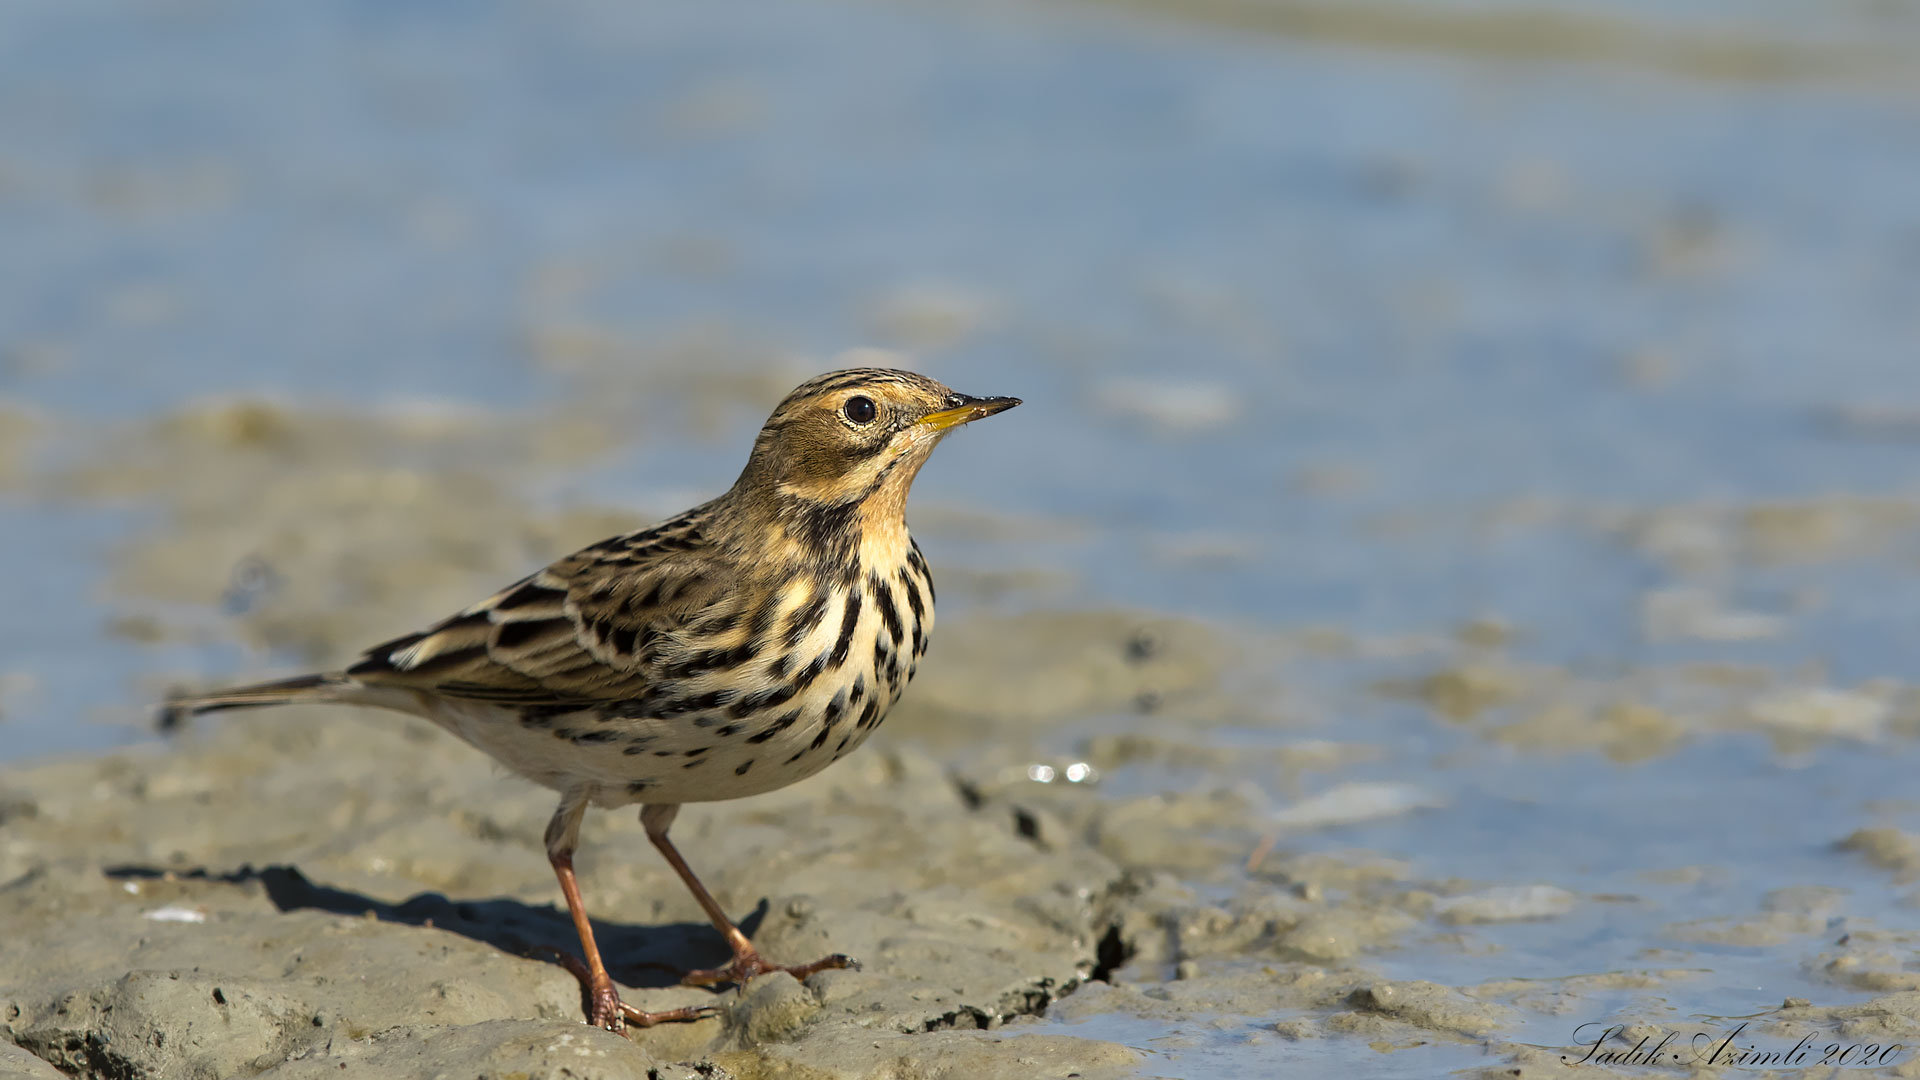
[843,396,877,425]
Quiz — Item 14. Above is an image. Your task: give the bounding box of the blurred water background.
[4,0,1920,1075]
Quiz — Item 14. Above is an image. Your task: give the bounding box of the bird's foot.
[538,947,718,1035]
[680,947,860,988]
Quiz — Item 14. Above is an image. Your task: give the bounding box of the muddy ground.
[0,609,1382,1080]
[0,703,1138,1080]
[8,606,1920,1078]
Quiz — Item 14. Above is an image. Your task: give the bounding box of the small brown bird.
[163,368,1019,1034]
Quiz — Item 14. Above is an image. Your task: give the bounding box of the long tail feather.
[157,673,345,732]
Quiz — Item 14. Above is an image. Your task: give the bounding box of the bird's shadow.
[102,862,760,991]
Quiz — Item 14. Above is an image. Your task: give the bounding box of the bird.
[160,368,1020,1035]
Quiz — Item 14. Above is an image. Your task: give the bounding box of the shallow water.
[5,0,1920,1075]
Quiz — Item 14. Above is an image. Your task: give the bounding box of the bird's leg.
[640,803,859,988]
[545,794,715,1034]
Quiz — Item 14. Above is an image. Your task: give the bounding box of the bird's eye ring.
[843,396,877,425]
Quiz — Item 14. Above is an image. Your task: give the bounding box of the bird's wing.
[344,512,731,709]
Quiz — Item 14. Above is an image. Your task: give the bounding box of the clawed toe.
[681,949,860,988]
[613,997,718,1030]
[538,945,717,1034]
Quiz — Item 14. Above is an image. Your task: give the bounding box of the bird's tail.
[158,673,351,732]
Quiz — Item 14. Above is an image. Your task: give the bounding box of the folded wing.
[346,513,729,709]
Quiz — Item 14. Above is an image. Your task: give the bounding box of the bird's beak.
[919,394,1022,432]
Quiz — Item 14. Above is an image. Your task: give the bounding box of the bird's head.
[735,367,1020,522]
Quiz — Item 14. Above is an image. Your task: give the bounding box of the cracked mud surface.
[0,713,1141,1079]
[15,609,1920,1079]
